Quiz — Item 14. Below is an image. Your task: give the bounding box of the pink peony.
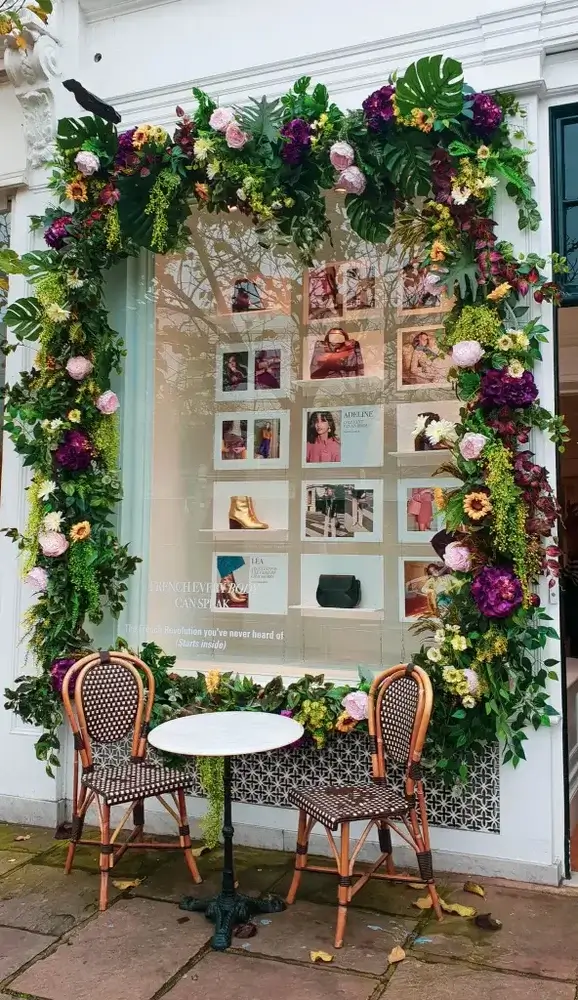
[463,668,480,695]
[225,122,250,150]
[459,432,488,461]
[341,690,369,721]
[209,107,236,132]
[329,141,355,171]
[66,356,93,381]
[74,150,100,176]
[96,390,120,415]
[443,542,472,573]
[38,531,69,558]
[24,566,48,591]
[451,340,484,368]
[336,165,366,195]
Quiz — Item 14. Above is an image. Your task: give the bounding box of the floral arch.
[0,55,567,807]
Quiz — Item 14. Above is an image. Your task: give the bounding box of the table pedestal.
[180,756,286,951]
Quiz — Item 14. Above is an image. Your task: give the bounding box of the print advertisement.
[302,405,384,468]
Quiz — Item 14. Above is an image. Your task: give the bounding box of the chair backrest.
[62,650,155,771]
[368,664,433,782]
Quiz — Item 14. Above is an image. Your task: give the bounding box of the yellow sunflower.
[430,240,447,262]
[70,520,91,542]
[463,492,492,521]
[65,178,88,203]
[335,712,357,734]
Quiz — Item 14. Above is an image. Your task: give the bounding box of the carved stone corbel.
[1,7,61,169]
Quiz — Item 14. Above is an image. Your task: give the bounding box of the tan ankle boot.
[228,496,269,529]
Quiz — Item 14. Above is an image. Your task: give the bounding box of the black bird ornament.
[63,79,121,125]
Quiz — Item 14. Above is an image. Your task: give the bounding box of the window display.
[140,202,461,673]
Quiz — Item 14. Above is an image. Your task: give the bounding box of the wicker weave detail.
[379,676,419,764]
[82,762,192,806]
[81,662,139,743]
[416,849,434,882]
[288,784,407,831]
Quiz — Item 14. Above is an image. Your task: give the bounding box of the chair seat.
[82,761,192,805]
[288,783,408,831]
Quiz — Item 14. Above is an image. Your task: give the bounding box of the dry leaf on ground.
[388,946,406,965]
[441,900,477,918]
[112,878,144,890]
[463,880,485,898]
[475,913,503,931]
[14,835,31,842]
[234,923,257,938]
[190,846,210,857]
[413,896,434,910]
[408,882,426,890]
[310,951,334,963]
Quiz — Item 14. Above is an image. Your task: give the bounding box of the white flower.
[236,188,247,201]
[426,419,457,446]
[193,137,214,162]
[450,625,461,633]
[507,360,525,379]
[37,479,56,500]
[427,647,442,663]
[496,334,514,351]
[66,272,84,289]
[45,303,70,324]
[50,419,63,431]
[462,695,476,709]
[451,186,471,205]
[42,511,63,532]
[479,175,499,189]
[515,332,530,350]
[434,629,446,644]
[206,161,220,180]
[451,634,468,651]
[412,414,429,438]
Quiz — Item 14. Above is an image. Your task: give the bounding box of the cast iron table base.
[179,757,286,951]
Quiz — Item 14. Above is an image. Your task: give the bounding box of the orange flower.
[335,711,357,734]
[433,487,446,511]
[65,178,88,202]
[463,492,492,521]
[70,521,91,542]
[195,182,209,202]
[430,240,447,262]
[487,282,511,302]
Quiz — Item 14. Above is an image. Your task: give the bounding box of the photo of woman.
[254,418,281,460]
[399,327,451,389]
[215,555,249,610]
[400,261,450,314]
[231,278,263,313]
[221,421,248,461]
[254,349,281,390]
[309,328,364,380]
[222,352,248,393]
[305,411,341,464]
[345,264,376,313]
[407,488,434,532]
[305,265,342,321]
[402,559,454,620]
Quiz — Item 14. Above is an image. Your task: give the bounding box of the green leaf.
[441,248,480,302]
[235,95,283,143]
[494,161,531,197]
[20,250,60,281]
[447,140,475,157]
[4,297,43,341]
[57,116,116,156]
[345,194,394,244]
[0,249,30,276]
[396,55,464,120]
[381,132,433,198]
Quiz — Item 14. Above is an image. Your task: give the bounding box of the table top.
[148,711,304,757]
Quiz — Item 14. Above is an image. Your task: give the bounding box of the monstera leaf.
[4,297,43,341]
[441,249,480,303]
[396,55,464,120]
[381,133,434,199]
[345,194,394,245]
[57,116,117,158]
[235,95,283,143]
[116,172,156,248]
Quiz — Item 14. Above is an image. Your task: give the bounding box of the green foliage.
[345,192,394,244]
[395,55,464,120]
[235,95,284,142]
[4,297,43,342]
[381,132,434,198]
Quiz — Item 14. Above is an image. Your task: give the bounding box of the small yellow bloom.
[70,520,91,542]
[462,695,476,709]
[0,16,13,35]
[515,332,530,350]
[487,282,511,302]
[430,240,447,262]
[451,635,468,652]
[205,669,221,695]
[65,178,88,203]
[507,360,525,379]
[433,487,446,511]
[477,145,491,160]
[335,711,357,734]
[496,334,514,351]
[67,409,81,423]
[132,125,153,149]
[463,491,493,521]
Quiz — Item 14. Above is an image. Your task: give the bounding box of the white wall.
[0,84,25,186]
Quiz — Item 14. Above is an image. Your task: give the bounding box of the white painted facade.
[0,0,577,881]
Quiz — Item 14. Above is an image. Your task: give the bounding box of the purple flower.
[467,93,503,137]
[480,368,538,409]
[362,85,395,131]
[44,216,70,250]
[279,118,312,164]
[115,128,138,169]
[54,430,94,472]
[471,566,523,618]
[280,708,293,717]
[50,657,78,695]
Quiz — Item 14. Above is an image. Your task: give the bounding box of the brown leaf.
[234,923,257,938]
[112,878,144,890]
[14,835,31,842]
[441,900,477,918]
[408,882,426,890]
[310,951,334,963]
[388,946,406,965]
[463,880,485,898]
[190,846,211,857]
[475,913,502,931]
[413,896,434,910]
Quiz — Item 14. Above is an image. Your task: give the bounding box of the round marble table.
[149,711,303,951]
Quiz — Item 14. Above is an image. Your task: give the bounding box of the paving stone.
[132,846,290,904]
[0,851,31,876]
[164,952,377,1000]
[0,823,59,855]
[384,958,575,999]
[0,925,57,982]
[232,898,416,975]
[0,864,120,936]
[43,838,171,877]
[416,883,578,980]
[11,897,211,1000]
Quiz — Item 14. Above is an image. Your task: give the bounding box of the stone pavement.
[0,821,576,1000]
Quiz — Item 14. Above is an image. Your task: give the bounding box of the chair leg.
[287,809,310,905]
[408,805,443,922]
[99,801,111,912]
[177,788,202,884]
[377,821,396,875]
[335,822,350,949]
[65,787,87,875]
[133,800,144,840]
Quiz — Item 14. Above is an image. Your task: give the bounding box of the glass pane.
[564,121,578,202]
[129,196,459,675]
[565,204,578,287]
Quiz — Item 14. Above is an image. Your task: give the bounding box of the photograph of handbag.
[316,574,361,609]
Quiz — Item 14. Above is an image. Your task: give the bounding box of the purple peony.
[50,657,78,695]
[471,566,523,618]
[480,368,538,409]
[467,92,503,137]
[279,118,312,164]
[44,216,70,250]
[54,429,94,472]
[115,128,138,169]
[362,85,395,131]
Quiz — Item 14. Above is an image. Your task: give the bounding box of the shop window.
[551,105,578,303]
[121,199,460,677]
[0,206,10,495]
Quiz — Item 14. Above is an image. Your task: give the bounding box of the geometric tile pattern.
[92,730,500,833]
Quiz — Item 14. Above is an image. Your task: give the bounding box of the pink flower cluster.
[96,390,119,415]
[66,356,93,381]
[208,107,250,150]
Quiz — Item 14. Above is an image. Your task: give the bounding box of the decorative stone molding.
[0,8,61,169]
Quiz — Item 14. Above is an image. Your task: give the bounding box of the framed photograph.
[217,274,291,317]
[302,405,384,468]
[304,264,343,322]
[397,478,460,543]
[212,552,288,614]
[342,262,378,318]
[212,480,289,532]
[399,557,455,622]
[303,260,382,325]
[396,400,461,454]
[300,553,385,613]
[214,410,290,470]
[397,325,452,390]
[303,327,384,382]
[301,479,383,542]
[398,262,453,316]
[215,340,290,402]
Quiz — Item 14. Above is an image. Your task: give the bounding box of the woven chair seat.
[82,761,192,806]
[288,783,408,831]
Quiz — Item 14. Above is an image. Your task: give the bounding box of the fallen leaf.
[190,846,210,857]
[177,917,190,924]
[413,896,434,910]
[388,946,406,965]
[310,951,334,963]
[463,880,485,898]
[408,882,426,890]
[14,835,31,842]
[441,900,477,918]
[475,913,502,931]
[234,923,257,938]
[112,878,144,890]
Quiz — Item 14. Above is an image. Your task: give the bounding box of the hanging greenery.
[0,54,568,795]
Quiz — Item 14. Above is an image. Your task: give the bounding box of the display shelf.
[199,529,289,541]
[289,605,384,620]
[388,450,450,463]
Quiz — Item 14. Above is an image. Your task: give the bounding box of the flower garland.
[0,0,52,48]
[0,54,567,792]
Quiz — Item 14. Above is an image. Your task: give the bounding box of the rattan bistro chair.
[287,663,442,947]
[62,650,202,910]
